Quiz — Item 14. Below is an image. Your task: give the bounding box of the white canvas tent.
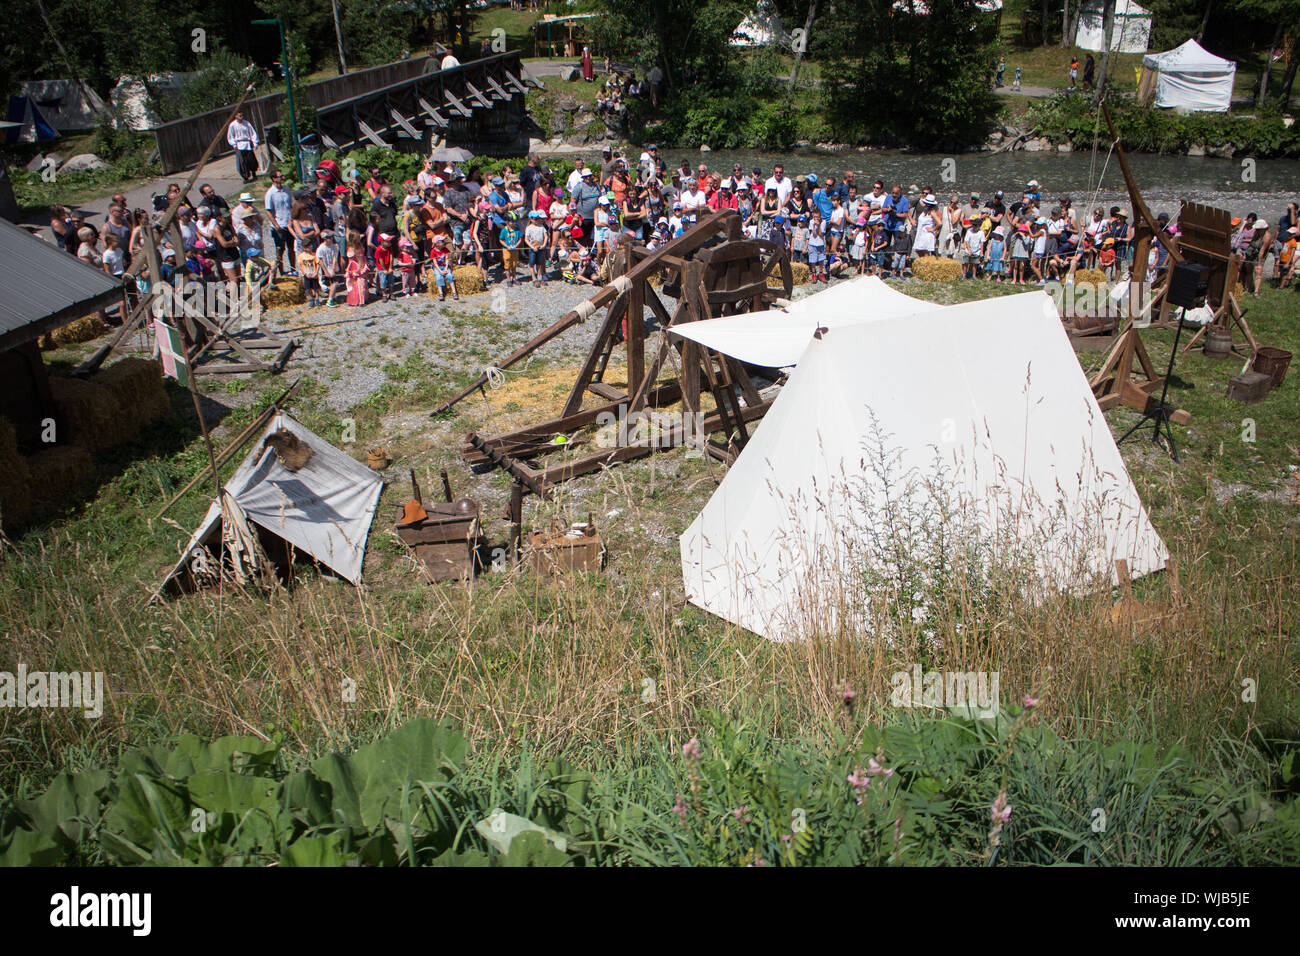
[1075,0,1152,54]
[1141,39,1236,113]
[680,291,1168,642]
[158,413,383,597]
[732,2,791,47]
[672,275,943,369]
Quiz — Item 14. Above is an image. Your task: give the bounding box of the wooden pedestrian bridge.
[153,50,542,174]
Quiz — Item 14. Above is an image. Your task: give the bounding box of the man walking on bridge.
[227,111,261,184]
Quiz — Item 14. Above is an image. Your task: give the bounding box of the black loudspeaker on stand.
[1117,262,1205,462]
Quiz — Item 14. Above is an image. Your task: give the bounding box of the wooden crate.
[524,521,606,575]
[395,508,479,581]
[1226,370,1272,404]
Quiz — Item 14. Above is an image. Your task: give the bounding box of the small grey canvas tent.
[17,80,107,132]
[157,413,384,598]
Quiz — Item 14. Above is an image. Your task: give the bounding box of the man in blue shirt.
[264,171,295,276]
[812,178,835,221]
[883,184,910,236]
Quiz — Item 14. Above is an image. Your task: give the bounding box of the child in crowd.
[345,241,369,306]
[525,210,550,287]
[499,215,523,286]
[317,232,342,306]
[297,238,322,306]
[850,218,868,274]
[870,220,890,275]
[374,233,395,301]
[1010,224,1032,285]
[1098,237,1118,280]
[397,238,418,296]
[791,215,810,264]
[429,235,459,301]
[962,220,985,279]
[807,210,827,281]
[985,227,1006,282]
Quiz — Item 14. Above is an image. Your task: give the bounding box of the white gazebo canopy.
[1142,39,1236,112]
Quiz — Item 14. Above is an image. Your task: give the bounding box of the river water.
[559,146,1300,218]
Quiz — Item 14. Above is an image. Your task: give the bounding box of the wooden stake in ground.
[175,321,222,499]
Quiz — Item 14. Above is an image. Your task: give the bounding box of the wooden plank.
[417,97,449,126]
[444,89,473,117]
[627,276,645,399]
[389,107,420,139]
[485,75,511,101]
[503,70,527,93]
[357,120,390,148]
[463,80,493,108]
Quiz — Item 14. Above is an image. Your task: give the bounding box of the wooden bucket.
[1204,325,1233,358]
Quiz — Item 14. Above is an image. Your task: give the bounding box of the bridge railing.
[152,55,438,174]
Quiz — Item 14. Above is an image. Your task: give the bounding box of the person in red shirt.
[709,183,738,212]
[374,233,396,301]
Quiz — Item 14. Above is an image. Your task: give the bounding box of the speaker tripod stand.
[1118,307,1187,462]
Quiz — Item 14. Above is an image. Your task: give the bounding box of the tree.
[789,0,818,88]
[821,0,1000,149]
[1092,0,1115,107]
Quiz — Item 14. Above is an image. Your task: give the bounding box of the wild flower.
[1022,695,1040,708]
[671,794,688,821]
[732,805,752,823]
[682,737,702,760]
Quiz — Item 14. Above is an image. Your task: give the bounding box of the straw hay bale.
[40,314,110,350]
[98,358,169,425]
[49,376,131,452]
[767,262,812,287]
[260,278,305,310]
[910,257,963,282]
[0,418,33,533]
[1073,268,1108,288]
[23,445,96,506]
[449,266,486,295]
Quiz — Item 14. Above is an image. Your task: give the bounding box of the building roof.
[0,215,123,352]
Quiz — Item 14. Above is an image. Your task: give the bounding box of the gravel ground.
[260,280,612,412]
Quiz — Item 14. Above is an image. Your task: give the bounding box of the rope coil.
[573,300,598,322]
[484,366,506,389]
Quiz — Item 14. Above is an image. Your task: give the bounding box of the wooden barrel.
[1204,325,1233,358]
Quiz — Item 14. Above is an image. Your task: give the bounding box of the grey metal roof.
[0,215,124,352]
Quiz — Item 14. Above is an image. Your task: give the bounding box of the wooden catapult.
[75,86,296,380]
[1087,103,1191,427]
[430,208,792,546]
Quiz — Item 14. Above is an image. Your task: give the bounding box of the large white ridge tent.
[157,413,383,597]
[1140,39,1237,113]
[679,291,1168,642]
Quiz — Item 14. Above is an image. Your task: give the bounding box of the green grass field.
[2,268,1298,864]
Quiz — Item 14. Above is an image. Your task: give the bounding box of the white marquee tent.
[672,275,943,368]
[1141,39,1237,113]
[679,291,1168,642]
[157,413,383,597]
[1075,0,1152,54]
